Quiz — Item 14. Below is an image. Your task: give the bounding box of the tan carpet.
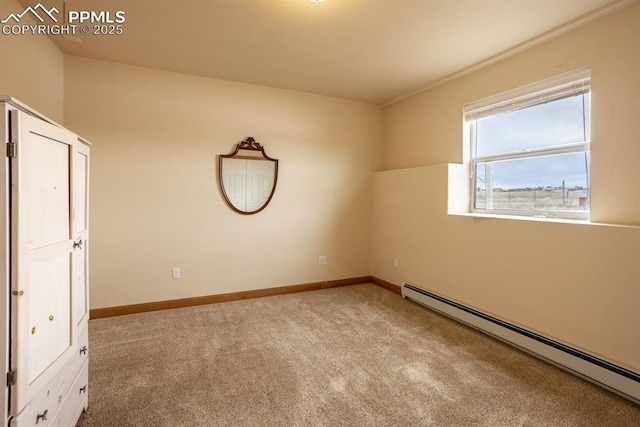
[76,284,639,426]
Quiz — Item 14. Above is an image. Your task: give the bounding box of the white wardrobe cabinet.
[0,97,90,427]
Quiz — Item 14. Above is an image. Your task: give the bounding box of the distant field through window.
[465,68,591,219]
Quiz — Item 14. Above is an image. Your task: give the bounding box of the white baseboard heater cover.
[401,282,640,404]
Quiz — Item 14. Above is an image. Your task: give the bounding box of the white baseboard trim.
[401,282,640,404]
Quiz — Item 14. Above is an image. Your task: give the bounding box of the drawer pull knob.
[80,345,88,355]
[36,409,48,423]
[31,327,36,334]
[49,315,54,321]
[79,385,87,394]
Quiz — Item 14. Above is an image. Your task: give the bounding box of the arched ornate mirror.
[218,137,279,215]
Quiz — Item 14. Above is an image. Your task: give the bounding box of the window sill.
[449,212,640,229]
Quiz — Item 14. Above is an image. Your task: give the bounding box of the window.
[465,68,591,219]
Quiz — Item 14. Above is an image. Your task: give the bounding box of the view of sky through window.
[475,93,590,190]
[475,152,590,191]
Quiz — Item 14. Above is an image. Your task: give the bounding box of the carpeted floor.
[76,284,639,426]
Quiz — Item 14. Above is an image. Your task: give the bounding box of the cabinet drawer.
[66,320,89,388]
[49,361,88,427]
[49,320,89,414]
[10,322,89,427]
[9,384,56,427]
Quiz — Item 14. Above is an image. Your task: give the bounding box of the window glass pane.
[476,93,590,157]
[474,152,590,212]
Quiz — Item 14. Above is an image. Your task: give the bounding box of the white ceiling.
[23,0,623,104]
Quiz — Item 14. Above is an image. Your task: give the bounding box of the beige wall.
[63,56,382,309]
[373,4,640,372]
[0,0,64,122]
[383,2,640,225]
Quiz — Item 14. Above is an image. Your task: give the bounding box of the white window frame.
[465,68,591,220]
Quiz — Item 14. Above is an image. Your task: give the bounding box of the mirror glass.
[219,137,278,214]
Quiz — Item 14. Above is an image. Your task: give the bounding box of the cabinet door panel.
[72,242,87,326]
[73,151,88,234]
[27,252,71,384]
[24,133,70,249]
[10,111,77,415]
[72,142,90,325]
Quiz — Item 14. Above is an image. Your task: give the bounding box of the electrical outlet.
[318,256,327,266]
[172,267,181,279]
[393,257,399,268]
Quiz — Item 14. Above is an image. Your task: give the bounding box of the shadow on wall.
[370,163,640,374]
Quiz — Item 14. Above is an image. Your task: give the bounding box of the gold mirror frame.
[218,137,279,215]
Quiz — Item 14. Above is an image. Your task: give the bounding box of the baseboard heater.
[401,282,640,404]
